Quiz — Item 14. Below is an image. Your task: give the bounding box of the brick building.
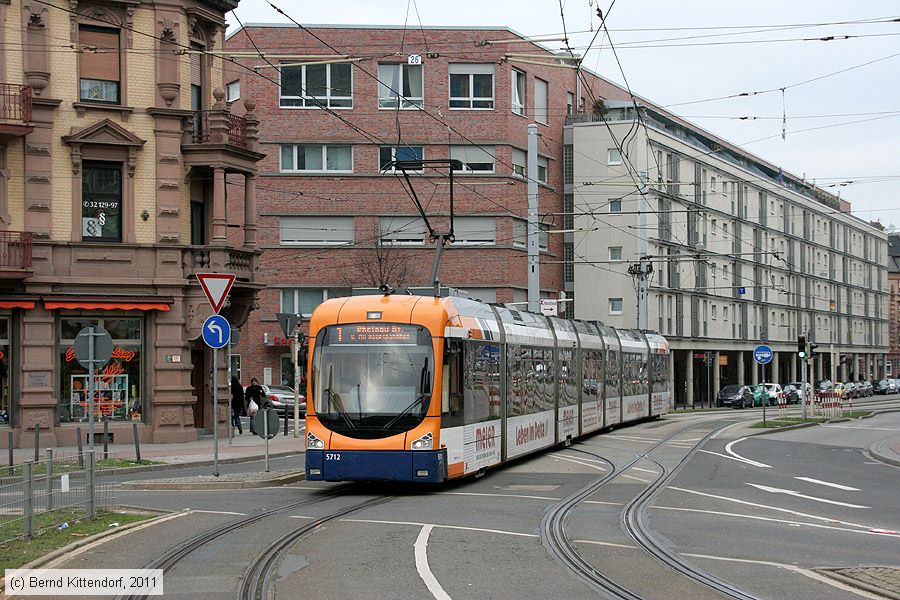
[0,0,263,447]
[223,24,626,386]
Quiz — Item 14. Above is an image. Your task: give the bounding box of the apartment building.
[568,102,889,405]
[888,233,900,377]
[0,0,263,447]
[223,24,629,386]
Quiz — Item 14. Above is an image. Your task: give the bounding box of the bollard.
[85,451,94,519]
[263,408,270,473]
[284,408,288,436]
[102,418,109,461]
[76,427,84,468]
[45,449,54,513]
[7,430,12,476]
[23,461,33,541]
[34,424,39,463]
[132,422,141,464]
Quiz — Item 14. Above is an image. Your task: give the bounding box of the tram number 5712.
[325,453,342,461]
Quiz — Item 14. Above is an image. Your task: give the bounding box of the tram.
[304,292,671,483]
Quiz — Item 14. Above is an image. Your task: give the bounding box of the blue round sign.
[202,315,231,349]
[753,345,773,365]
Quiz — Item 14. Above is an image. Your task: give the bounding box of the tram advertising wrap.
[304,293,671,483]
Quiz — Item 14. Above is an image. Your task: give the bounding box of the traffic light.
[797,334,807,360]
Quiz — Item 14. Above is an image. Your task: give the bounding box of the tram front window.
[313,323,434,438]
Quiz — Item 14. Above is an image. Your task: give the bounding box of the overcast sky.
[228,1,900,232]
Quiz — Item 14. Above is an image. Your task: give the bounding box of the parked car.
[717,385,754,409]
[816,380,833,392]
[761,383,784,406]
[874,379,892,395]
[832,382,846,398]
[858,381,873,397]
[843,382,858,399]
[246,384,307,416]
[781,384,799,404]
[888,379,899,394]
[787,381,812,404]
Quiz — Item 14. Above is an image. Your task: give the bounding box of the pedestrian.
[245,377,264,434]
[230,376,244,435]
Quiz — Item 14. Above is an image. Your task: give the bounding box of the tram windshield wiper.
[323,385,355,429]
[382,392,430,430]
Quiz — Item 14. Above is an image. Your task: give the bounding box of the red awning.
[0,300,35,309]
[44,301,171,311]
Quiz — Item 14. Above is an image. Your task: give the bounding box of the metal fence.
[0,451,115,545]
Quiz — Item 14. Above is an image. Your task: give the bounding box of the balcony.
[190,110,247,148]
[0,83,34,137]
[185,246,258,283]
[0,231,34,278]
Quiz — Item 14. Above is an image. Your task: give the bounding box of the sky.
[227,0,900,232]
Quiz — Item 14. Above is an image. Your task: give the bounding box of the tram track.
[119,488,352,600]
[542,418,763,600]
[239,494,394,600]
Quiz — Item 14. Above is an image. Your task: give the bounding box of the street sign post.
[197,273,235,477]
[539,299,558,317]
[753,345,773,426]
[74,327,114,456]
[252,408,279,473]
[276,313,303,439]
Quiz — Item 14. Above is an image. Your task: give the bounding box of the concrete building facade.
[0,0,263,447]
[888,233,900,377]
[568,103,889,405]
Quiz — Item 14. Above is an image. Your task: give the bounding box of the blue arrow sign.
[753,345,773,365]
[202,314,231,349]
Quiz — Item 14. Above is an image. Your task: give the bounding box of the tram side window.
[540,348,555,411]
[442,340,465,428]
[507,345,525,417]
[465,342,501,424]
[651,354,669,393]
[638,354,650,396]
[606,350,621,397]
[582,350,600,401]
[559,348,577,406]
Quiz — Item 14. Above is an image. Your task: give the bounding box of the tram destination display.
[329,323,425,345]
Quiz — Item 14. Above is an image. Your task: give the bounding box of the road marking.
[747,483,869,509]
[552,455,607,471]
[631,467,660,475]
[572,539,637,549]
[442,491,559,501]
[414,525,453,600]
[794,476,860,491]
[697,448,764,465]
[652,506,898,538]
[583,500,624,507]
[682,553,886,599]
[668,486,874,529]
[621,474,652,483]
[825,424,900,432]
[345,518,537,538]
[191,509,247,516]
[606,434,661,443]
[724,438,772,468]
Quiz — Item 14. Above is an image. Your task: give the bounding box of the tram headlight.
[410,432,433,450]
[307,431,325,449]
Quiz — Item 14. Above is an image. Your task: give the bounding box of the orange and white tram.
[304,292,671,483]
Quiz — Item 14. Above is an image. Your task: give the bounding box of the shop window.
[79,25,121,104]
[82,161,123,243]
[59,317,143,423]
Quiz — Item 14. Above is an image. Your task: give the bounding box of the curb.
[119,470,306,491]
[746,421,819,436]
[816,569,900,600]
[95,450,303,477]
[869,439,900,469]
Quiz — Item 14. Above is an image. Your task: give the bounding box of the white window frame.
[449,64,494,110]
[450,145,495,174]
[280,144,353,173]
[512,219,548,250]
[378,63,424,109]
[280,287,351,318]
[280,216,354,246]
[511,69,526,116]
[534,77,548,124]
[225,80,240,102]
[609,298,624,315]
[608,246,623,261]
[609,199,622,213]
[537,156,549,183]
[511,148,526,178]
[379,145,425,173]
[453,216,496,246]
[607,148,623,165]
[279,62,353,109]
[380,216,427,245]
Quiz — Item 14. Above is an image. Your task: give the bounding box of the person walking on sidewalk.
[245,377,264,434]
[230,376,244,435]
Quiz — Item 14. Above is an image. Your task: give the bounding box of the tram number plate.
[325,453,342,461]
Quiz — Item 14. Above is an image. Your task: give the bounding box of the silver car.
[259,384,307,416]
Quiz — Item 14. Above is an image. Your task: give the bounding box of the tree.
[347,222,413,289]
